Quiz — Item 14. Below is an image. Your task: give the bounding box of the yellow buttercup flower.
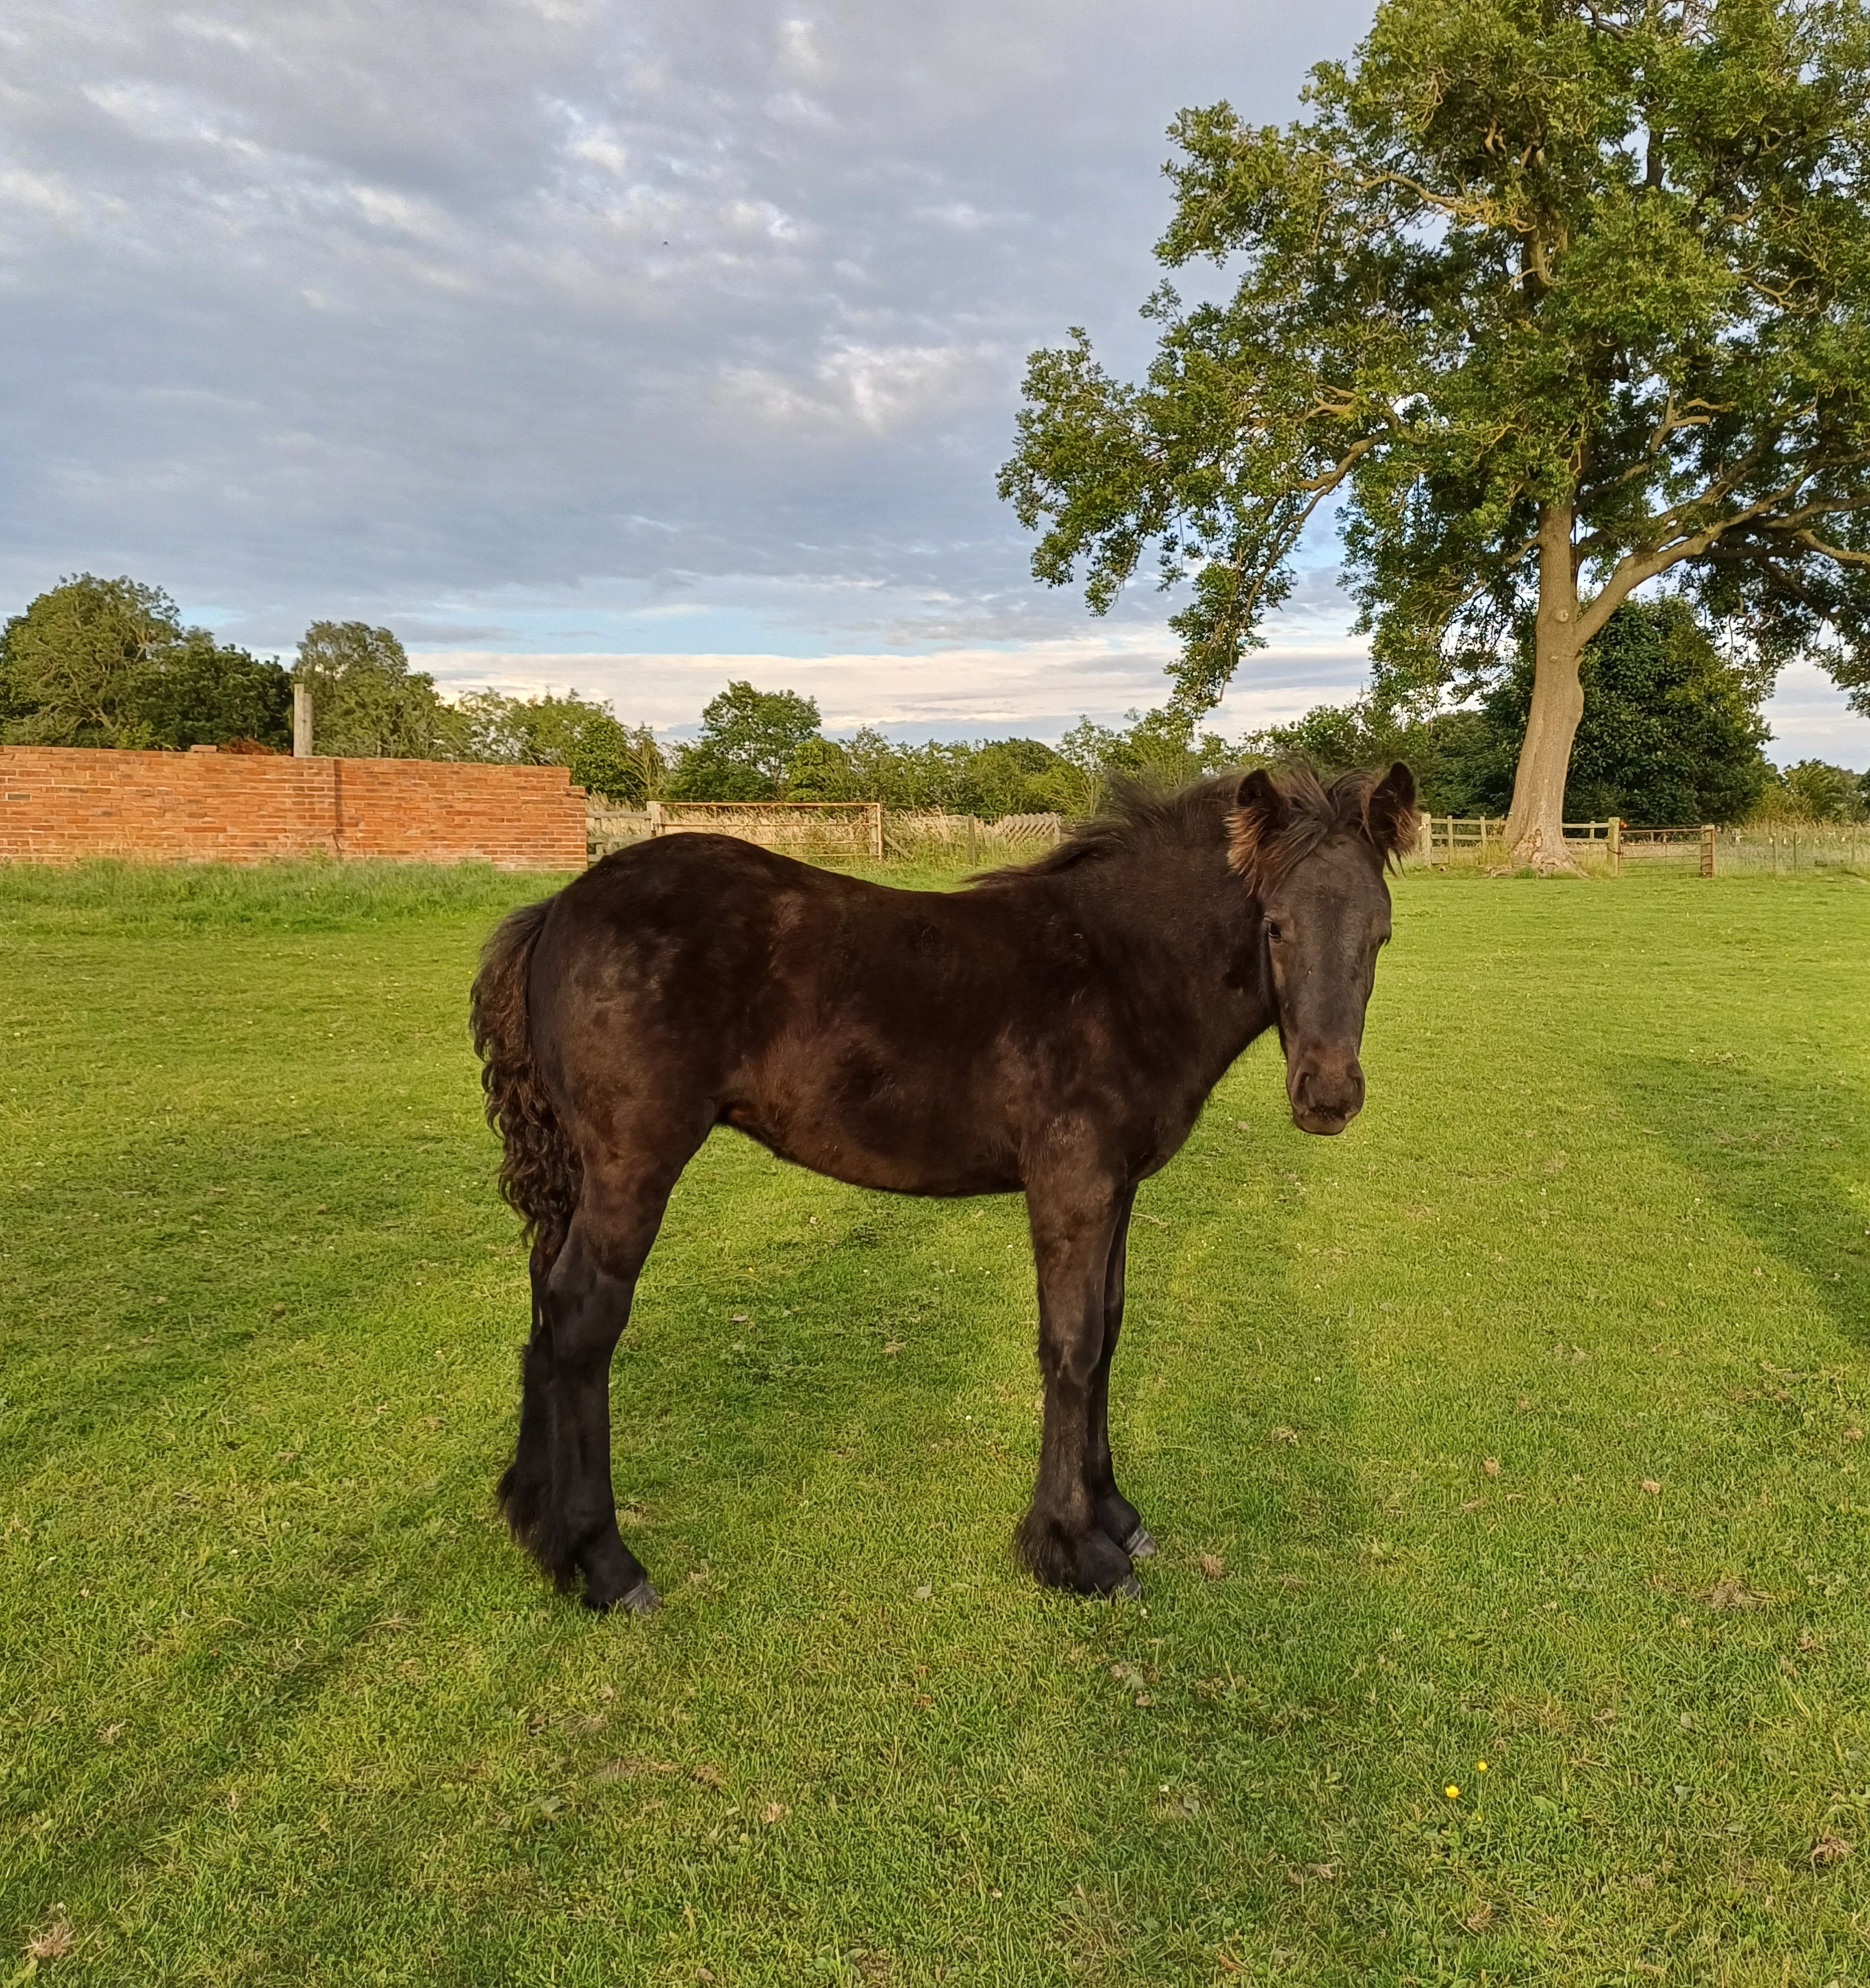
[1476,1760,1489,1772]
[1445,1784,1460,1798]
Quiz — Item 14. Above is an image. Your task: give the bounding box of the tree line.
[2,571,1863,823]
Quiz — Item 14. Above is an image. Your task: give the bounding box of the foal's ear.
[1226,768,1287,878]
[1365,762,1419,860]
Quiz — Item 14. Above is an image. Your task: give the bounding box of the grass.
[1,855,1867,1987]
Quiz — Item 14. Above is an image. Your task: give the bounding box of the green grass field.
[2,856,1867,1987]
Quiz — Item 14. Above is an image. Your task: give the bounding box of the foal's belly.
[720,1098,1024,1198]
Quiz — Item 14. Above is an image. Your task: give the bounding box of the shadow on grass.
[0,1120,503,1479]
[1614,1050,1870,1350]
[966,1120,1443,1983]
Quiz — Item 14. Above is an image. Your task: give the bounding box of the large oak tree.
[1000,0,1870,868]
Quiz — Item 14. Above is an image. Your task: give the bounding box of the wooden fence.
[586,801,1065,865]
[1412,816,1626,870]
[1413,818,1867,877]
[1704,823,1869,877]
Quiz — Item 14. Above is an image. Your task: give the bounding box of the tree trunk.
[1504,501,1587,874]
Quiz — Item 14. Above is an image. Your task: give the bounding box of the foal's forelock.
[1224,766,1411,896]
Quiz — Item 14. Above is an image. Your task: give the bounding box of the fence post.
[967,814,978,864]
[647,801,666,838]
[292,684,313,759]
[1700,824,1715,878]
[868,801,883,861]
[1608,816,1621,877]
[1417,814,1433,864]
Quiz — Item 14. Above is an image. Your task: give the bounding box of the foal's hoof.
[1074,1527,1140,1600]
[584,1578,661,1616]
[1121,1525,1158,1561]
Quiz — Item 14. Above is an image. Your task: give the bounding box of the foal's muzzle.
[1287,1053,1365,1137]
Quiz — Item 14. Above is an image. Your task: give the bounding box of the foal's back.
[528,833,1103,1196]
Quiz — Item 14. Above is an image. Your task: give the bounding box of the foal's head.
[1227,762,1417,1136]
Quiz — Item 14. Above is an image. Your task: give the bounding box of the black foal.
[471,762,1415,1611]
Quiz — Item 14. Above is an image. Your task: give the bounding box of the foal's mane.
[971,763,1402,891]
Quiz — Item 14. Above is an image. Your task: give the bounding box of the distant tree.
[446,687,663,803]
[295,622,451,759]
[0,575,184,745]
[1245,699,1494,817]
[780,716,1228,819]
[1001,0,1870,871]
[569,719,664,806]
[134,632,292,751]
[1256,599,1772,824]
[667,682,824,801]
[783,735,859,801]
[1057,708,1235,809]
[1775,757,1869,820]
[963,738,1079,817]
[0,574,293,751]
[839,731,982,811]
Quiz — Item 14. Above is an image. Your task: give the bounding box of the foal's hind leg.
[1015,1177,1139,1598]
[504,1155,690,1613]
[1086,1187,1154,1561]
[496,1235,566,1565]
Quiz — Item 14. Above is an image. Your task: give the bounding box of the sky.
[3,0,1867,766]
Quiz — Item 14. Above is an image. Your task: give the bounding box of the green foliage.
[3,863,1869,1979]
[668,681,825,801]
[794,727,1096,816]
[774,712,1233,819]
[1059,707,1238,804]
[955,736,1080,816]
[783,733,858,801]
[133,631,293,751]
[1248,699,1497,816]
[1259,601,1775,824]
[1762,755,1870,819]
[666,690,1092,816]
[294,620,451,759]
[566,718,664,806]
[446,688,664,803]
[837,729,996,811]
[0,575,292,751]
[1,575,179,746]
[1002,0,1870,724]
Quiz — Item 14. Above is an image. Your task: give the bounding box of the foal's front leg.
[1015,1180,1139,1598]
[1087,1186,1155,1561]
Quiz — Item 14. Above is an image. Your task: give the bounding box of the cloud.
[1760,662,1870,772]
[0,0,1378,690]
[422,627,1372,741]
[8,0,1862,766]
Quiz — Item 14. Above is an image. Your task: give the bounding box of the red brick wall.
[0,747,587,870]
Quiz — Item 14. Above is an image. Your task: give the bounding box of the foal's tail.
[470,898,582,1266]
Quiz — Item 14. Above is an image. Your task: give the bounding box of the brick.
[0,748,585,870]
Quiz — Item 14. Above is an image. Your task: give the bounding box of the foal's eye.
[1264,919,1284,943]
